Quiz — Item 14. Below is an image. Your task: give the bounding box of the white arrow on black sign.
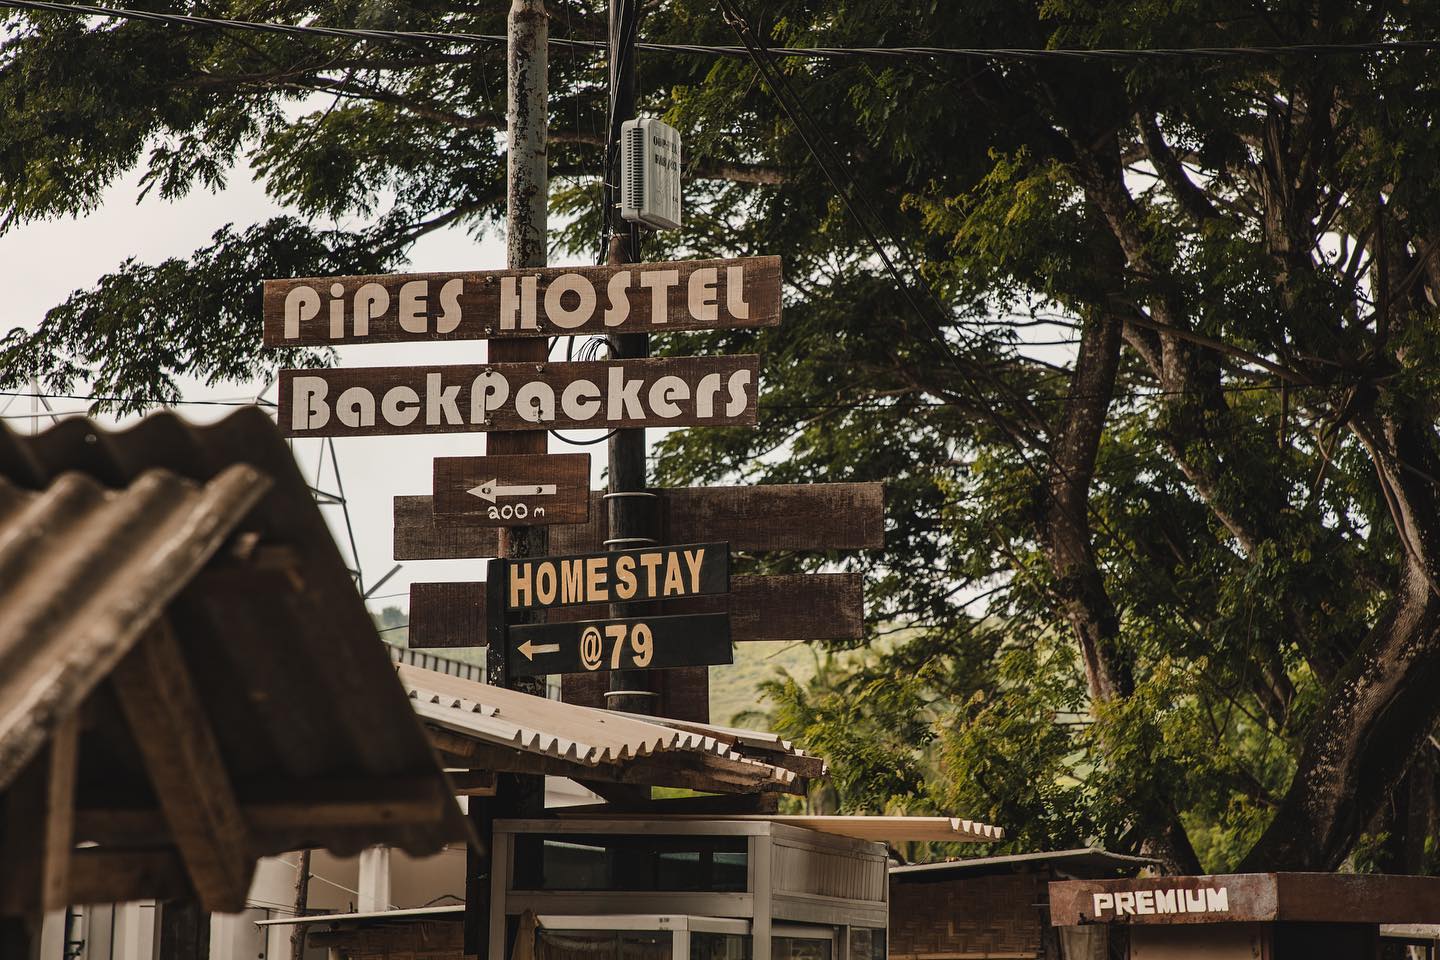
[516,639,562,661]
[469,480,558,503]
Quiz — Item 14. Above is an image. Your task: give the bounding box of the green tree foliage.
[6,0,1440,872]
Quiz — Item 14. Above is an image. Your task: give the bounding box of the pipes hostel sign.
[262,256,781,345]
[278,355,759,438]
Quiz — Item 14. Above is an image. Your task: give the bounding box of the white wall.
[36,845,464,960]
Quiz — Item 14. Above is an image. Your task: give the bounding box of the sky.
[0,160,628,617]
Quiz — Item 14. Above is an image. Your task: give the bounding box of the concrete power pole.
[603,0,659,718]
[465,2,548,954]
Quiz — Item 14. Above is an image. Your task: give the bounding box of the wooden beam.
[110,622,253,913]
[73,776,454,847]
[0,715,79,915]
[68,850,191,905]
[40,715,77,912]
[395,483,885,560]
[409,573,863,648]
[446,770,498,796]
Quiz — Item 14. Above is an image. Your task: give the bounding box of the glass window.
[537,930,671,960]
[849,928,885,960]
[690,932,753,960]
[773,936,832,960]
[514,834,748,892]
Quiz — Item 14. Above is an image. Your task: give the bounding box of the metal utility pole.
[466,1,547,954]
[604,0,659,717]
[288,849,311,960]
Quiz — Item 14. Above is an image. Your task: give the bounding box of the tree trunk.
[1242,417,1440,869]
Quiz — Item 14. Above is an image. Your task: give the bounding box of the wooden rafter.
[0,714,79,914]
[110,621,253,912]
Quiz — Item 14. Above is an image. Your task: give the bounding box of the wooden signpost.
[262,256,781,346]
[393,482,885,561]
[433,454,590,526]
[485,548,733,678]
[278,356,760,438]
[507,613,732,676]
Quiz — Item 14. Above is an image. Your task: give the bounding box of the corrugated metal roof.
[0,464,268,792]
[397,664,800,792]
[891,847,1155,879]
[579,814,1005,843]
[0,408,468,912]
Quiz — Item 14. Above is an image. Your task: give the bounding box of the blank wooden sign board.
[278,355,759,438]
[262,256,781,345]
[433,454,590,526]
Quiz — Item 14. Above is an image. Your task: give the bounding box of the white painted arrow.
[467,479,558,503]
[516,639,561,661]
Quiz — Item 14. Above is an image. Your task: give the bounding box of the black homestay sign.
[506,612,733,677]
[505,542,729,611]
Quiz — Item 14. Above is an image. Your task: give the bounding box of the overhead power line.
[2,0,1438,62]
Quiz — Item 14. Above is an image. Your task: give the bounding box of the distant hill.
[709,640,819,728]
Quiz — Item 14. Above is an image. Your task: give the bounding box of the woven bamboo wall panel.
[889,874,1045,959]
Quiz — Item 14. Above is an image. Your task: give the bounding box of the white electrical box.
[620,117,683,231]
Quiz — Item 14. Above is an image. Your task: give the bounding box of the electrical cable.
[3,0,1438,63]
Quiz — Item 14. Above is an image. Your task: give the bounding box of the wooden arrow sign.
[394,483,885,560]
[262,256,781,346]
[279,356,759,438]
[433,454,590,526]
[506,613,733,677]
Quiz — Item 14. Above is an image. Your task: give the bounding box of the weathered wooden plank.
[445,771,498,797]
[395,484,884,560]
[547,573,863,643]
[408,573,862,648]
[263,256,781,346]
[662,482,885,552]
[433,453,590,526]
[0,715,78,915]
[110,622,253,913]
[68,850,191,906]
[407,580,490,649]
[40,715,77,912]
[74,778,450,847]
[279,355,760,438]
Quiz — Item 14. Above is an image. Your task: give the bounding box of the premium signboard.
[278,356,759,438]
[262,256,781,346]
[506,612,733,676]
